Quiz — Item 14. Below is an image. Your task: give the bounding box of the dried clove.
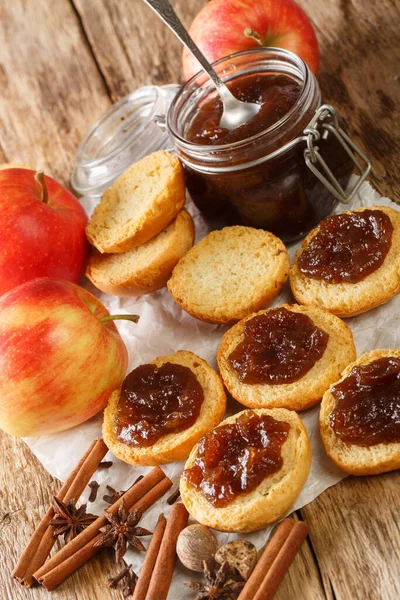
[88,481,100,502]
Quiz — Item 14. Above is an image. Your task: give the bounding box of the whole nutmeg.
[215,540,257,580]
[176,524,218,572]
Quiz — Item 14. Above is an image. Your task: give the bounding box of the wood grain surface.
[0,1,399,599]
[301,0,400,204]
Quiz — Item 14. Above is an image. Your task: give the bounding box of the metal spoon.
[143,0,261,131]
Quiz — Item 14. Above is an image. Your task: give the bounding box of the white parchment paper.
[24,177,400,596]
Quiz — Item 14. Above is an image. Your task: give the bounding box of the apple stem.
[99,314,140,325]
[35,170,49,204]
[244,28,264,46]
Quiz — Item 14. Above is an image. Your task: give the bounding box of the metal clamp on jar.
[303,104,370,204]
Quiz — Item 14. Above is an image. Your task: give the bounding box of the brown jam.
[298,209,393,283]
[181,71,354,242]
[228,308,329,385]
[114,363,204,447]
[330,357,400,446]
[187,74,303,146]
[183,411,290,507]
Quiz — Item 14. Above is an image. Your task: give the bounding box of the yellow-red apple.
[0,278,137,437]
[0,168,88,295]
[182,0,319,80]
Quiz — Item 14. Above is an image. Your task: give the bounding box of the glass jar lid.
[71,84,179,198]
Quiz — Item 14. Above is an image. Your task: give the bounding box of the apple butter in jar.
[167,48,370,242]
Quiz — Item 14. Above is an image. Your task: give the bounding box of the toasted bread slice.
[180,408,311,532]
[103,350,227,466]
[86,209,194,297]
[320,349,400,475]
[168,226,290,324]
[217,304,356,411]
[86,151,186,253]
[290,206,400,317]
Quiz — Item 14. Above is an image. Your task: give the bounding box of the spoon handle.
[142,0,225,91]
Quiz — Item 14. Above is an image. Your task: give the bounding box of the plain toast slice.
[86,151,186,253]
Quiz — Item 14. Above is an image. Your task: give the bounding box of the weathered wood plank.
[0,0,111,185]
[72,0,204,97]
[299,0,400,202]
[301,472,400,600]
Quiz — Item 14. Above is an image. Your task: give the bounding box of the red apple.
[0,278,138,437]
[182,0,319,80]
[0,168,88,296]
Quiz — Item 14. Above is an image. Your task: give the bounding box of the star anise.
[50,497,97,543]
[186,559,245,600]
[94,499,152,563]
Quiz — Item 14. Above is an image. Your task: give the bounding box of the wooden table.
[0,1,399,599]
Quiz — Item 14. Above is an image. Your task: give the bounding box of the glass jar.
[71,84,179,201]
[166,48,370,242]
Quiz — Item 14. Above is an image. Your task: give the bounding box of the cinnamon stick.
[27,438,108,579]
[35,467,171,590]
[237,519,295,600]
[34,466,166,582]
[61,439,108,503]
[13,439,97,584]
[130,477,173,515]
[146,503,189,600]
[253,521,309,600]
[12,438,107,587]
[132,513,167,600]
